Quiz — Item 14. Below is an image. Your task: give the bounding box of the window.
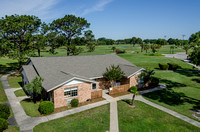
[64,87,78,97]
[116,81,121,86]
[92,83,96,90]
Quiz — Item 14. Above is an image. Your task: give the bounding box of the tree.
[143,44,150,53]
[46,32,61,54]
[136,38,143,44]
[25,76,43,101]
[0,14,41,66]
[84,30,96,52]
[151,44,161,53]
[170,45,175,54]
[129,86,139,106]
[131,37,137,46]
[167,38,176,45]
[103,65,125,87]
[51,15,90,56]
[139,43,144,52]
[183,44,190,54]
[190,47,200,66]
[33,23,49,56]
[189,31,200,46]
[139,69,155,87]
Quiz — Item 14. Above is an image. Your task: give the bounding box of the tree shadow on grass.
[0,62,20,72]
[122,99,132,105]
[192,78,200,83]
[175,70,200,77]
[143,89,185,106]
[159,78,187,88]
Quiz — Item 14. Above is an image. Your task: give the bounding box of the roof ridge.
[30,53,116,59]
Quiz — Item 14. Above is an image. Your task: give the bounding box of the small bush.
[0,118,8,132]
[149,78,159,88]
[115,49,125,54]
[0,104,10,117]
[71,99,79,107]
[0,112,9,120]
[168,63,178,70]
[158,63,169,70]
[38,101,54,115]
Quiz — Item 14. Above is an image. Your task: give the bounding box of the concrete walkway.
[103,90,119,132]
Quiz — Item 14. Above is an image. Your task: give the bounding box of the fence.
[91,89,103,99]
[109,84,130,95]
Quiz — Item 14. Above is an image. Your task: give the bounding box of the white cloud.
[0,0,60,21]
[81,0,113,16]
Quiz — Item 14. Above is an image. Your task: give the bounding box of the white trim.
[127,68,144,78]
[47,77,97,92]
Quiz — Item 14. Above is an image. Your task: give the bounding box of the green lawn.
[0,75,8,104]
[118,100,200,132]
[20,99,40,117]
[119,53,194,70]
[7,74,22,88]
[0,57,18,71]
[33,104,110,132]
[14,89,26,97]
[4,126,20,132]
[143,72,200,121]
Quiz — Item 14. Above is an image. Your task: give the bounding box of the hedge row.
[158,63,179,70]
[0,104,10,131]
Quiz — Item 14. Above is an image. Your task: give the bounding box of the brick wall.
[129,75,139,87]
[53,82,92,108]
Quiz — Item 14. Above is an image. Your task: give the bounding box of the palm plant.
[130,86,139,106]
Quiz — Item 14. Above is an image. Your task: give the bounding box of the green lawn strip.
[118,100,200,132]
[0,57,18,71]
[119,53,194,70]
[14,89,26,97]
[143,72,200,121]
[4,126,20,132]
[33,104,110,132]
[20,99,40,117]
[7,74,22,88]
[0,75,8,104]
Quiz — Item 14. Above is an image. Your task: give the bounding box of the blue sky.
[0,0,200,40]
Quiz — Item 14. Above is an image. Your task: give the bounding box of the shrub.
[0,118,8,132]
[149,78,159,88]
[0,112,9,119]
[38,101,54,115]
[158,63,169,70]
[0,104,10,117]
[71,99,79,107]
[115,49,125,54]
[168,63,178,70]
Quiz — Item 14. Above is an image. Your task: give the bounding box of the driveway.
[163,52,188,60]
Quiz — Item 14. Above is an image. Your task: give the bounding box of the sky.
[0,0,200,40]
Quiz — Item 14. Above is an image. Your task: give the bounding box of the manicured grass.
[4,126,20,132]
[33,104,110,132]
[7,73,22,88]
[119,53,194,70]
[143,72,200,121]
[0,75,8,104]
[20,99,40,117]
[14,89,26,97]
[0,57,18,71]
[118,100,200,131]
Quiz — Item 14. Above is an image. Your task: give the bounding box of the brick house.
[21,54,143,108]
